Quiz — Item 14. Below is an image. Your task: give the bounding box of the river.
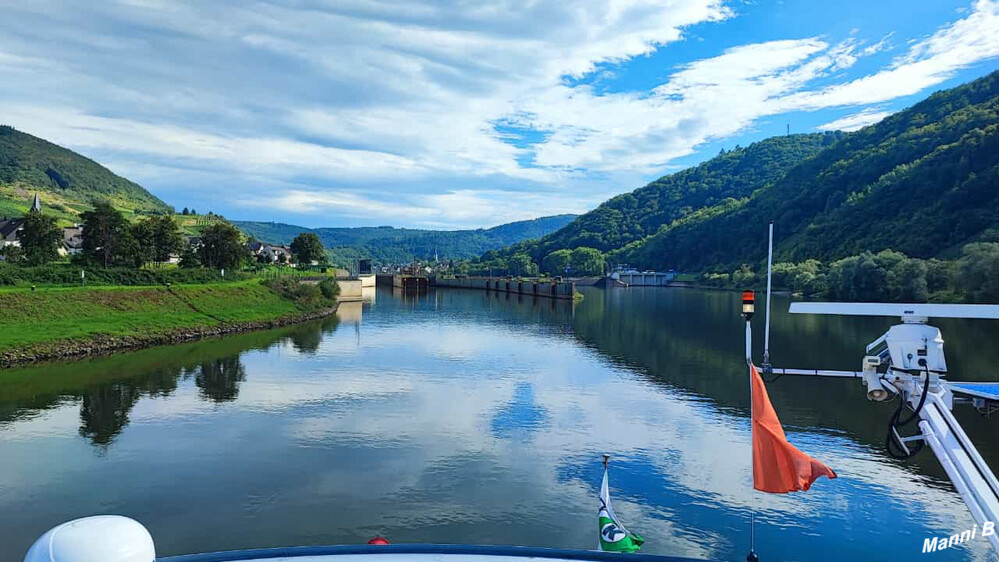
[1,287,998,561]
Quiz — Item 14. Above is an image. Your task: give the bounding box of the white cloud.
[0,0,997,226]
[778,0,999,111]
[247,187,597,229]
[818,109,891,132]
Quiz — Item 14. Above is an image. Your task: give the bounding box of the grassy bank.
[0,279,337,365]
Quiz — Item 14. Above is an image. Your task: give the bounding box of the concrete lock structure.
[431,277,575,300]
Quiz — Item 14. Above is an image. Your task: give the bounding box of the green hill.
[0,125,171,221]
[234,214,578,264]
[494,132,839,264]
[612,70,999,271]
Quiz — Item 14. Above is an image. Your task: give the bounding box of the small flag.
[751,364,837,493]
[598,460,644,553]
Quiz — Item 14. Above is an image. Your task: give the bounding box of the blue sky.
[1,0,997,229]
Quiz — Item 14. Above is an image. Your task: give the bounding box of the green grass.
[0,280,308,352]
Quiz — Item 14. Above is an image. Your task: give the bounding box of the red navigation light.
[742,290,755,318]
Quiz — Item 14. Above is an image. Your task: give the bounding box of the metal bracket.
[891,426,925,456]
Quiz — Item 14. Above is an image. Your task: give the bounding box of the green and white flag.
[598,463,644,553]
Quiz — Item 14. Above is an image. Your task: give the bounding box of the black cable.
[885,366,931,459]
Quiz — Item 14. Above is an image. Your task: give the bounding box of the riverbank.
[0,279,338,367]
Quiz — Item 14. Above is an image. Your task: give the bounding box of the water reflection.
[195,355,247,403]
[491,382,550,439]
[0,316,341,448]
[0,287,997,561]
[79,384,140,447]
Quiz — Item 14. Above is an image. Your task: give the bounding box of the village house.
[60,226,84,256]
[0,218,24,248]
[256,244,292,263]
[0,193,44,250]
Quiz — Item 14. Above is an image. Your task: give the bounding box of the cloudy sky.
[2,0,998,229]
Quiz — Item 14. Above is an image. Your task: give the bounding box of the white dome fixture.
[24,515,155,562]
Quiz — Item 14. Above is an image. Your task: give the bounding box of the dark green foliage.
[19,211,62,265]
[709,243,999,303]
[81,201,137,268]
[825,250,928,302]
[0,126,170,213]
[318,277,340,299]
[134,215,183,264]
[611,71,999,272]
[178,246,201,268]
[290,232,325,264]
[198,222,249,270]
[958,242,999,303]
[264,277,335,309]
[507,253,539,276]
[569,247,605,276]
[234,214,577,264]
[0,244,25,264]
[541,249,572,275]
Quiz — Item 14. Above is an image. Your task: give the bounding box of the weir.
[431,276,576,300]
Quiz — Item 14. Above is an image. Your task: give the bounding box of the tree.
[290,232,325,265]
[570,247,605,276]
[542,249,572,275]
[198,222,248,270]
[178,245,201,268]
[0,244,25,264]
[81,201,133,268]
[181,207,189,215]
[138,215,183,264]
[507,253,538,276]
[959,243,999,303]
[886,257,929,302]
[19,211,62,266]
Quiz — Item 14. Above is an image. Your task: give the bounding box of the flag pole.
[741,290,759,562]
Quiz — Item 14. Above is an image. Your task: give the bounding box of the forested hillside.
[0,126,171,219]
[614,71,999,272]
[235,214,577,263]
[495,132,838,263]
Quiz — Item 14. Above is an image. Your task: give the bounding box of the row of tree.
[705,243,999,304]
[1,201,328,270]
[466,246,607,277]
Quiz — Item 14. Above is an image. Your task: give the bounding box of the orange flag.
[751,364,836,493]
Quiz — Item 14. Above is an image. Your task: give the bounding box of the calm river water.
[2,287,999,561]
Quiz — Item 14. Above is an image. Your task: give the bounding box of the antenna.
[763,223,774,369]
[789,302,999,322]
